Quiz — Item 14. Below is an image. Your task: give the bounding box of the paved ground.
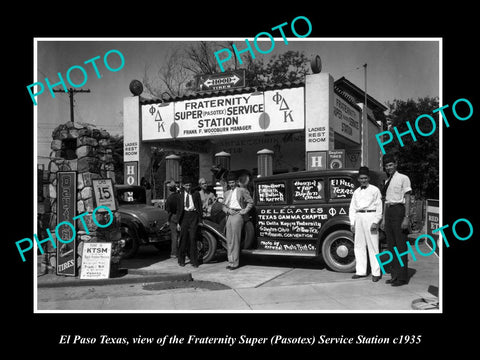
[36,242,440,312]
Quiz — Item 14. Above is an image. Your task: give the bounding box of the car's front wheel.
[119,224,139,259]
[198,230,217,263]
[321,229,356,273]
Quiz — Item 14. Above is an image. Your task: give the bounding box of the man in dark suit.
[177,176,203,268]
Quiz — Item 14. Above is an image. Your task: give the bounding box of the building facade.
[123,72,387,200]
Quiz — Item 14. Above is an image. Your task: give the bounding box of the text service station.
[123,71,387,188]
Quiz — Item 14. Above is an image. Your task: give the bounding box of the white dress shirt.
[349,184,383,225]
[385,171,412,204]
[184,192,195,211]
[227,188,241,210]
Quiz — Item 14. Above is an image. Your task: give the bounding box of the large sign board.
[256,204,348,245]
[196,70,245,91]
[332,94,361,144]
[56,171,77,276]
[255,175,352,253]
[80,242,112,279]
[142,87,305,140]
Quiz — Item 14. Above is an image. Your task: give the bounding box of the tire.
[119,224,139,259]
[321,230,356,273]
[241,220,255,249]
[198,230,217,263]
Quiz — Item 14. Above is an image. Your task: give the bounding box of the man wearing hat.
[349,166,383,282]
[381,154,412,286]
[165,180,180,258]
[222,172,254,270]
[176,176,203,268]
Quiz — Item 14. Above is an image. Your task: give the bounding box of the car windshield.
[116,187,146,205]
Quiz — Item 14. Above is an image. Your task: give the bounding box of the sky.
[35,38,440,166]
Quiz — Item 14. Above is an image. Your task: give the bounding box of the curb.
[37,270,193,288]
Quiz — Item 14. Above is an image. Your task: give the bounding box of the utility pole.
[53,88,91,122]
[362,63,368,166]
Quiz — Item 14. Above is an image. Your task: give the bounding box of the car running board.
[241,249,317,257]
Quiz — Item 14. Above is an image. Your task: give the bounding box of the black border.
[8,4,478,355]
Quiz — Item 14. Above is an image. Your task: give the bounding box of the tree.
[383,97,439,199]
[143,42,227,99]
[262,50,311,84]
[143,48,192,99]
[142,42,312,99]
[109,133,124,185]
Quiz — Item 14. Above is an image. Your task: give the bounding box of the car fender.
[118,212,146,242]
[199,221,227,248]
[315,215,351,256]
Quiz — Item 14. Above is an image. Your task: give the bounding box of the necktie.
[382,176,392,198]
[185,192,190,208]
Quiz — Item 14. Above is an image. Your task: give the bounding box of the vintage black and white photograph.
[33,38,442,312]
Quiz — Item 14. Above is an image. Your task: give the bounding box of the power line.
[52,88,91,122]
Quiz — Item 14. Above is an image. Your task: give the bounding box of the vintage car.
[116,184,217,261]
[200,169,386,272]
[115,185,169,258]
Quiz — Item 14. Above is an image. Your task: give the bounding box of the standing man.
[222,173,253,270]
[165,180,180,258]
[381,154,412,287]
[349,166,383,282]
[177,177,203,268]
[198,177,216,219]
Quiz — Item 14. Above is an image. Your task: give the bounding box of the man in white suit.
[349,166,383,282]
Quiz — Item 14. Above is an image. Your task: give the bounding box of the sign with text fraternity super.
[142,87,305,141]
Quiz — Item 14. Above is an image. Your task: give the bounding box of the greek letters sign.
[80,242,112,279]
[141,87,304,140]
[56,171,77,277]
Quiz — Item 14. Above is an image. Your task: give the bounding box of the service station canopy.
[142,88,304,141]
[141,86,360,145]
